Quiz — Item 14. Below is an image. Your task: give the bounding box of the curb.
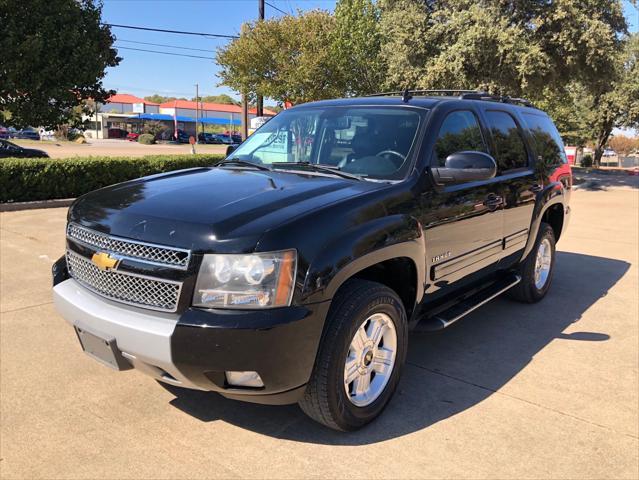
[0,198,75,212]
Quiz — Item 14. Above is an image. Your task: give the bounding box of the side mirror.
[225,144,237,157]
[432,151,497,184]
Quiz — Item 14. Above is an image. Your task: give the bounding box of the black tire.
[299,279,408,431]
[508,222,556,303]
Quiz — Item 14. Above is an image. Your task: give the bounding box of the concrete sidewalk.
[1,182,637,479]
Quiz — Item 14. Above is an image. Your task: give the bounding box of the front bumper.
[53,278,329,405]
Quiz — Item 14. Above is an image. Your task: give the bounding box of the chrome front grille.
[66,250,182,312]
[67,223,190,269]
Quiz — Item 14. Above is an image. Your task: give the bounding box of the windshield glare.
[227,107,423,180]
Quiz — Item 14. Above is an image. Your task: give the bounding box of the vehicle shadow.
[163,251,629,445]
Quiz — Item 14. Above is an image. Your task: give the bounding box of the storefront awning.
[136,113,194,122]
[199,117,241,126]
[134,113,241,126]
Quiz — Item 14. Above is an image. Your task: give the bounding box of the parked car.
[0,126,8,139]
[0,139,49,158]
[602,148,616,157]
[52,90,571,431]
[174,129,192,144]
[6,127,18,138]
[15,128,40,140]
[126,132,140,142]
[197,132,219,144]
[107,128,128,139]
[214,134,237,145]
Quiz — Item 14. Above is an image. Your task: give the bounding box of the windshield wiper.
[271,162,362,181]
[217,159,272,171]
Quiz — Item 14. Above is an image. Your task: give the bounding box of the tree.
[197,94,239,105]
[608,135,639,155]
[143,95,188,104]
[331,0,385,95]
[216,10,344,105]
[379,0,628,97]
[0,0,120,128]
[142,121,167,137]
[377,0,435,89]
[379,0,548,93]
[144,94,172,104]
[535,83,591,147]
[582,33,639,165]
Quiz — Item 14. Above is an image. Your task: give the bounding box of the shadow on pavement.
[163,252,629,445]
[573,171,639,190]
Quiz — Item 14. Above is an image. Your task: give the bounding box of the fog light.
[225,371,264,388]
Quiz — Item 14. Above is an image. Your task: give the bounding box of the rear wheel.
[509,222,556,303]
[299,279,407,431]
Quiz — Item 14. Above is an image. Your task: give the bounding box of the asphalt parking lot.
[1,175,638,479]
[12,138,228,158]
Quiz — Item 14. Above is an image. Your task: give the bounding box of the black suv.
[52,91,571,431]
[0,139,49,158]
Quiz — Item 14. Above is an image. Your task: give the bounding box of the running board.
[414,274,521,332]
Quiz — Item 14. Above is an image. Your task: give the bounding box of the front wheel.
[299,279,407,431]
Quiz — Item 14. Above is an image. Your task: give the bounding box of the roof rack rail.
[461,92,535,107]
[367,89,479,98]
[366,89,535,108]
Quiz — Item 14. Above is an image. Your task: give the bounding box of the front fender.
[301,214,426,306]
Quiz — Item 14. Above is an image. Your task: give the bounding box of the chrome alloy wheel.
[534,238,552,289]
[343,312,397,407]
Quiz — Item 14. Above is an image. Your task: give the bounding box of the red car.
[126,132,140,142]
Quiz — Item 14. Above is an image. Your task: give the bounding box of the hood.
[69,167,384,252]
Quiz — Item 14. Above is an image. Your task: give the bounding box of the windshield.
[227,106,424,180]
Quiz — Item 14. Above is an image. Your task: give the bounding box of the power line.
[115,46,215,60]
[116,38,214,53]
[265,1,289,15]
[103,23,238,39]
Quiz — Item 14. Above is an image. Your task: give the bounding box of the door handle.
[483,194,503,210]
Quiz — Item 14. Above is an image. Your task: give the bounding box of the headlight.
[193,250,297,309]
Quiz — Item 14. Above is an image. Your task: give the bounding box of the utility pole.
[256,0,264,117]
[241,93,249,140]
[194,83,200,143]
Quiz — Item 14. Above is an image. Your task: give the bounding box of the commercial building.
[88,94,275,139]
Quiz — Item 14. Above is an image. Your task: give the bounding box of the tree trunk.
[593,121,614,168]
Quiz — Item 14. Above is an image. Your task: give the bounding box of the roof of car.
[294,96,441,109]
[293,93,543,113]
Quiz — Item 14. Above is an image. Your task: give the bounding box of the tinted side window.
[522,113,567,165]
[485,111,528,171]
[433,110,486,167]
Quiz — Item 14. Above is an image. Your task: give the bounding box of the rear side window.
[433,110,486,167]
[522,113,567,165]
[485,111,528,171]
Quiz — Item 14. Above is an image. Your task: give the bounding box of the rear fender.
[522,182,566,260]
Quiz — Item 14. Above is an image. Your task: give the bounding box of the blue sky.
[102,0,337,101]
[102,0,638,102]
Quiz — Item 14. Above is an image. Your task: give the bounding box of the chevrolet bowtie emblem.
[91,252,120,271]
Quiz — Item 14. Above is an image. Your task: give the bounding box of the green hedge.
[0,154,225,203]
[138,134,155,145]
